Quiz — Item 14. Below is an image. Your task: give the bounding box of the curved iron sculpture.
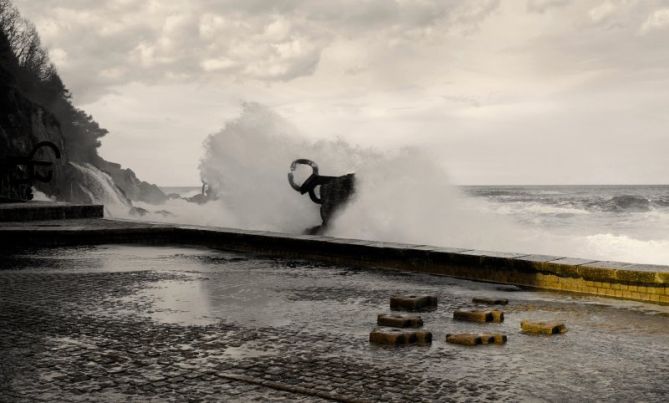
[15,141,61,184]
[0,141,61,202]
[287,158,337,204]
[287,158,356,234]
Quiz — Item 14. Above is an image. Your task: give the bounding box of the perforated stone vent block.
[389,295,437,311]
[491,310,504,323]
[369,328,432,346]
[453,310,504,323]
[520,320,567,335]
[446,333,507,346]
[479,333,508,345]
[446,333,482,346]
[377,313,423,328]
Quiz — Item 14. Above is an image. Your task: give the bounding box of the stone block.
[369,328,432,346]
[453,310,504,323]
[520,320,567,335]
[390,295,437,311]
[454,310,491,323]
[445,333,507,346]
[445,333,482,346]
[377,313,423,328]
[472,297,509,305]
[480,333,508,345]
[491,310,504,323]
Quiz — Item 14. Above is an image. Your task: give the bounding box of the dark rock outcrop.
[95,158,167,204]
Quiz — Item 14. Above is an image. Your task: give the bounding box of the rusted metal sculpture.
[288,158,355,233]
[0,141,60,202]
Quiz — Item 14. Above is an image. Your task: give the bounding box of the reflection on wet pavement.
[1,244,668,401]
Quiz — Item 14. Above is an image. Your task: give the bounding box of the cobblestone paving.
[1,245,668,402]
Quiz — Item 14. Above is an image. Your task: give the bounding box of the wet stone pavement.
[1,245,668,402]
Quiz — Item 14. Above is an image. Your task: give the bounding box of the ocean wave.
[474,191,669,214]
[490,202,591,217]
[654,196,669,207]
[600,195,652,212]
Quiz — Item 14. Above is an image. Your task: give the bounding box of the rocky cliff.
[0,12,166,206]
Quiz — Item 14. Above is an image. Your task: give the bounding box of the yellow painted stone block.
[520,320,567,335]
[453,310,505,323]
[480,333,508,345]
[446,333,481,346]
[369,328,432,346]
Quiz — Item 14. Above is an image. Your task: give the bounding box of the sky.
[13,0,669,186]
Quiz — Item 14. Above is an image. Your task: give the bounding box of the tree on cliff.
[0,0,108,163]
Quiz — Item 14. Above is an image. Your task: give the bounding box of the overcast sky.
[13,0,669,186]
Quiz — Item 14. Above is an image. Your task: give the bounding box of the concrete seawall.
[1,216,668,304]
[0,202,103,221]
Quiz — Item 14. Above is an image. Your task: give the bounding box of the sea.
[464,185,669,240]
[161,185,669,265]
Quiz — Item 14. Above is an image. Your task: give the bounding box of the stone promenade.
[1,244,668,402]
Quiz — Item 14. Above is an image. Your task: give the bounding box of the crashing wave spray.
[194,103,376,232]
[193,104,545,253]
[137,103,669,265]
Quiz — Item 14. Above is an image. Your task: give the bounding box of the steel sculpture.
[0,141,60,202]
[287,158,355,233]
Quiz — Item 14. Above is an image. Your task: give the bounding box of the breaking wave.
[601,195,651,212]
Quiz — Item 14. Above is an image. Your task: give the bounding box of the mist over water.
[122,104,669,265]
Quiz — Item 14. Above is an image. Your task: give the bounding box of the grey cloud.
[526,0,570,14]
[13,0,501,102]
